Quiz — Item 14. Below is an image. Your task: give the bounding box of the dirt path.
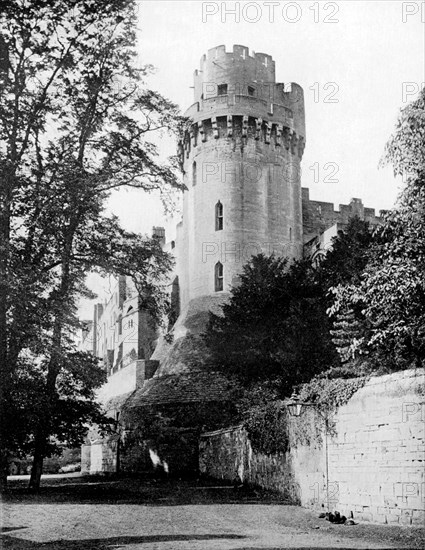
[1,475,424,549]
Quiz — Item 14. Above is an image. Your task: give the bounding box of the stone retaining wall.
[199,369,425,525]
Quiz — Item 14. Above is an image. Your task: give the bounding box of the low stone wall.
[199,426,248,482]
[199,426,299,500]
[199,369,425,525]
[81,437,118,475]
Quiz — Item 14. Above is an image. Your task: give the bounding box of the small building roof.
[125,370,235,409]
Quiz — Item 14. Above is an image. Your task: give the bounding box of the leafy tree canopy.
[319,216,375,289]
[204,254,339,396]
[329,87,425,371]
[0,0,184,489]
[7,351,110,460]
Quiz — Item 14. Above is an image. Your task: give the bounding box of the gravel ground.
[1,474,424,550]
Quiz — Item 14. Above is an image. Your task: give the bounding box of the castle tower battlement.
[181,44,305,149]
[175,45,306,311]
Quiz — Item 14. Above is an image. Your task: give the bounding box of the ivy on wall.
[120,400,237,474]
[241,375,368,454]
[287,374,368,449]
[244,402,289,455]
[297,375,368,411]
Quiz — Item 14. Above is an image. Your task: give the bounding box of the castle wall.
[302,187,383,242]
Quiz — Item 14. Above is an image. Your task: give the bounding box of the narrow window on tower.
[215,200,223,231]
[192,161,197,186]
[248,85,255,97]
[215,262,223,292]
[217,83,228,96]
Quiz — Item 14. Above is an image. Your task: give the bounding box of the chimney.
[349,198,364,219]
[81,320,93,341]
[152,226,166,246]
[118,275,126,309]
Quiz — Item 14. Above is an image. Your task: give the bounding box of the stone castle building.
[80,45,383,474]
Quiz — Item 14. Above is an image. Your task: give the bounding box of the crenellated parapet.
[178,115,305,171]
[193,45,276,104]
[178,44,306,172]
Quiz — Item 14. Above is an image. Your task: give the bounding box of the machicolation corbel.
[255,118,263,140]
[211,117,219,139]
[242,115,249,138]
[276,124,283,146]
[265,122,272,144]
[199,121,206,142]
[227,115,233,137]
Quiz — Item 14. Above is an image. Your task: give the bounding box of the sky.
[81,0,425,315]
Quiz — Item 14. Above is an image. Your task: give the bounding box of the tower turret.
[176,45,306,312]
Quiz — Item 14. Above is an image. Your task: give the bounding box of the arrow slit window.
[215,200,223,230]
[192,161,197,186]
[215,262,223,292]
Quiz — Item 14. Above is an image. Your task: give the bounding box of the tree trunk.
[28,334,60,491]
[0,167,13,492]
[0,453,9,493]
[28,434,45,491]
[28,236,74,491]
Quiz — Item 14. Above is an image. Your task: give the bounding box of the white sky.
[81,0,425,315]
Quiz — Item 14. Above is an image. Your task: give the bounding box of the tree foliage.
[202,221,384,453]
[329,87,425,371]
[236,381,289,455]
[204,254,339,395]
[319,217,374,289]
[0,0,183,488]
[7,351,109,460]
[319,217,375,366]
[380,86,425,178]
[121,400,238,475]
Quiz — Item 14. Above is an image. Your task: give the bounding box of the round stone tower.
[175,44,306,312]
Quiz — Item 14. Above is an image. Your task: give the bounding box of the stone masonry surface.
[200,368,425,525]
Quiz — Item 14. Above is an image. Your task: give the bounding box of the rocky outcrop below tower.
[151,294,227,376]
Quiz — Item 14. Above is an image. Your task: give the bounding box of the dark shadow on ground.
[0,540,420,550]
[0,534,244,549]
[1,527,27,533]
[3,475,288,506]
[3,476,425,550]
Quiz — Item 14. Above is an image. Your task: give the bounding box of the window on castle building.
[192,161,197,186]
[248,85,255,96]
[118,314,122,336]
[215,262,223,292]
[217,84,228,96]
[118,343,123,370]
[215,200,223,231]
